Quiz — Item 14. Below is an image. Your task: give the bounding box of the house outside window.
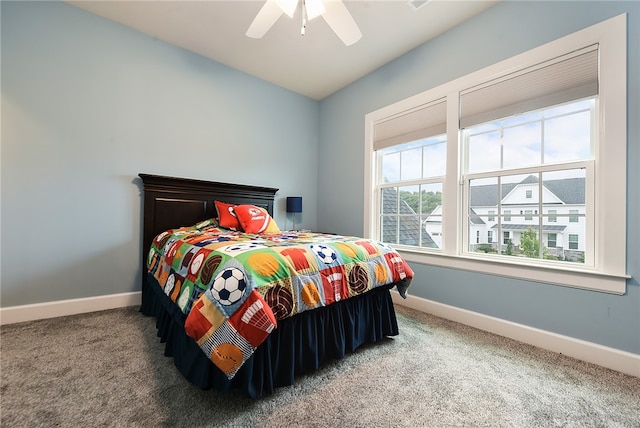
[365,15,627,293]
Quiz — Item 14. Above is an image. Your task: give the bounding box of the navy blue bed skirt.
[140,273,399,398]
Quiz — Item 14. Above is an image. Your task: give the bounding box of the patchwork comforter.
[147,219,413,379]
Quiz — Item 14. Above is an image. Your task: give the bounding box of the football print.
[310,244,338,264]
[211,268,247,305]
[219,242,265,256]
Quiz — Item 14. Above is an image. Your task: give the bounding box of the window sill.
[397,248,628,295]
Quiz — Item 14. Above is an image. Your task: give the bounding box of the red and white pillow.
[215,201,280,234]
[215,200,241,230]
[234,204,281,234]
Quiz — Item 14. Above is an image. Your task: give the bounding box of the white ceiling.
[67,0,499,100]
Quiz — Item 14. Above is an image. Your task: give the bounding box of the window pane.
[422,212,442,248]
[468,130,500,173]
[503,122,542,169]
[381,187,398,214]
[423,138,447,178]
[401,147,422,181]
[421,183,443,248]
[380,186,399,244]
[399,185,421,246]
[380,215,398,244]
[399,215,420,246]
[544,108,591,163]
[470,214,497,254]
[381,151,400,183]
[420,183,442,215]
[399,185,420,214]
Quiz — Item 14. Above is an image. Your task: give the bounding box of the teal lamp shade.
[286,197,302,213]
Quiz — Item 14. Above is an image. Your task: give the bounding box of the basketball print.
[211,268,247,305]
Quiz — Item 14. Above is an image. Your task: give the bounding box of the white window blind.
[460,45,598,128]
[373,98,446,150]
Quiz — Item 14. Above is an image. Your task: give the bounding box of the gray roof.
[469,208,486,225]
[381,187,437,248]
[470,175,585,207]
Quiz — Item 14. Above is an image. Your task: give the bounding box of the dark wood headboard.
[139,173,278,279]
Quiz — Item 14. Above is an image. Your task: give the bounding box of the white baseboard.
[392,291,640,378]
[0,292,141,325]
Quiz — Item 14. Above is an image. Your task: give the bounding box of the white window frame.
[364,14,628,294]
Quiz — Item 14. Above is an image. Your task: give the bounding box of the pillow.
[215,200,241,230]
[233,204,281,234]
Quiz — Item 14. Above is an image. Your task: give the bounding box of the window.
[569,234,579,250]
[569,210,579,223]
[365,14,627,293]
[375,99,446,248]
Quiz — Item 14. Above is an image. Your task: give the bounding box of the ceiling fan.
[246,0,362,46]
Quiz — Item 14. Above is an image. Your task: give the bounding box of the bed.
[138,173,413,398]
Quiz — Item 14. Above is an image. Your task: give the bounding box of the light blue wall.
[318,1,640,354]
[1,1,319,307]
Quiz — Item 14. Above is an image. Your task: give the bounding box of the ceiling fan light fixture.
[276,0,298,17]
[304,0,326,20]
[248,0,361,46]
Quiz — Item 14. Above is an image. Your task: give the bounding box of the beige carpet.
[1,304,639,427]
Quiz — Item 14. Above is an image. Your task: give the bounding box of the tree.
[505,239,514,255]
[520,227,547,258]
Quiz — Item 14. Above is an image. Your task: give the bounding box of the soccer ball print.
[310,244,338,264]
[212,267,247,305]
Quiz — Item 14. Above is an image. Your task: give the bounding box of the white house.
[425,175,586,262]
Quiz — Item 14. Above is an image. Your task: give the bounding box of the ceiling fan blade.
[321,0,362,46]
[246,0,284,39]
